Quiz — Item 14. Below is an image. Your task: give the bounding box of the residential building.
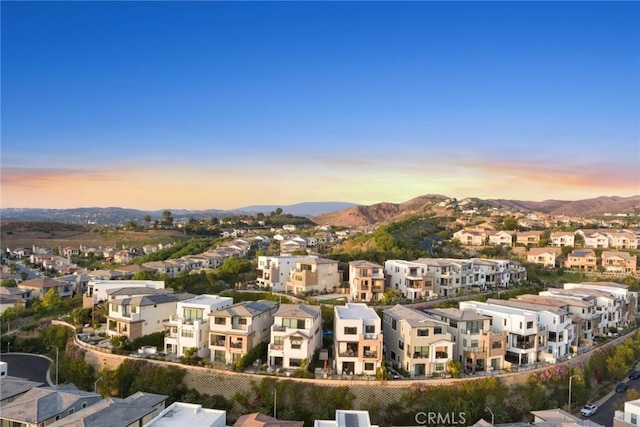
[550,232,575,247]
[285,257,340,294]
[564,250,597,271]
[484,298,573,363]
[453,229,487,246]
[0,287,25,315]
[516,231,542,247]
[209,300,278,365]
[84,279,165,308]
[563,282,637,331]
[0,385,101,427]
[106,293,193,340]
[384,259,435,301]
[314,410,378,427]
[412,258,477,297]
[143,402,227,427]
[0,376,44,406]
[163,295,233,359]
[426,307,507,373]
[602,251,637,274]
[257,255,311,291]
[470,258,527,289]
[459,300,545,366]
[48,391,167,427]
[578,230,609,249]
[382,304,454,377]
[333,303,383,376]
[527,248,558,268]
[17,277,73,300]
[348,260,386,302]
[607,231,638,250]
[268,304,322,371]
[488,231,514,246]
[234,413,304,427]
[613,398,640,427]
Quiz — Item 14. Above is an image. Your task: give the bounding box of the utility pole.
[49,346,59,385]
[569,375,580,413]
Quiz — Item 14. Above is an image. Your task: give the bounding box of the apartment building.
[470,258,527,289]
[268,304,322,370]
[382,304,454,377]
[550,232,575,247]
[459,300,545,366]
[564,250,598,271]
[563,282,637,331]
[106,293,193,340]
[163,295,233,359]
[412,258,477,297]
[256,255,310,291]
[84,279,165,308]
[526,292,599,347]
[602,251,637,274]
[348,261,386,302]
[285,257,340,295]
[485,298,573,363]
[426,307,507,373]
[334,303,383,376]
[384,259,435,301]
[613,398,640,427]
[527,248,558,268]
[209,300,278,365]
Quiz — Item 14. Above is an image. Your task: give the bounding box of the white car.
[580,404,598,417]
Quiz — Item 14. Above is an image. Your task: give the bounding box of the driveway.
[0,353,52,385]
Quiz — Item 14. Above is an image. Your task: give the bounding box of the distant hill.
[234,201,359,217]
[313,195,640,227]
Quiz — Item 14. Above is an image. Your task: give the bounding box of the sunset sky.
[2,1,639,210]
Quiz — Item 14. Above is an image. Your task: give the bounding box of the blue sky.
[2,1,639,210]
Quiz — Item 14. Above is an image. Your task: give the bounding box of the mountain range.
[1,195,638,227]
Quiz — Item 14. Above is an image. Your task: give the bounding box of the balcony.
[270,344,284,350]
[229,342,243,349]
[232,324,248,331]
[362,333,379,340]
[272,325,286,332]
[339,350,359,358]
[435,352,449,359]
[513,342,535,349]
[363,351,378,359]
[413,352,429,359]
[211,340,225,347]
[463,347,487,354]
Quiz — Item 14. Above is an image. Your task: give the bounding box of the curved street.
[0,353,52,385]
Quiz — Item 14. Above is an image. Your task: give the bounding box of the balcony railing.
[272,325,286,332]
[513,342,535,349]
[362,333,379,340]
[229,342,243,349]
[211,340,225,347]
[413,353,429,359]
[435,352,448,359]
[270,344,283,350]
[363,351,378,358]
[463,347,486,354]
[339,351,359,358]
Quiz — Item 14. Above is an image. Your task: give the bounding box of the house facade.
[550,232,575,247]
[515,231,542,247]
[564,250,597,271]
[453,229,487,246]
[17,278,73,301]
[382,304,454,378]
[163,295,234,359]
[268,304,322,371]
[208,300,278,365]
[384,260,435,301]
[285,257,340,295]
[334,303,383,376]
[601,251,637,274]
[488,231,514,246]
[526,248,557,268]
[257,255,312,291]
[348,260,386,302]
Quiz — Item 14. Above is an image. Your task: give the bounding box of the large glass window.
[282,318,306,329]
[344,327,357,335]
[183,308,204,321]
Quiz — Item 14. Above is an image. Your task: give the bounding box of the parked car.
[629,370,640,379]
[616,382,629,393]
[580,404,598,417]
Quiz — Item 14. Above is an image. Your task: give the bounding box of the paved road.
[579,374,640,427]
[0,353,51,385]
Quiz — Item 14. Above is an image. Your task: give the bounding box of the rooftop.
[335,303,380,321]
[143,402,226,427]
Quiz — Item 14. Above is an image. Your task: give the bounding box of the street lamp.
[485,407,494,425]
[48,346,59,385]
[569,374,580,413]
[94,376,104,394]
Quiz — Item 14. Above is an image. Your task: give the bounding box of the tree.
[161,211,174,226]
[1,278,17,287]
[143,215,151,226]
[275,207,283,216]
[41,288,62,310]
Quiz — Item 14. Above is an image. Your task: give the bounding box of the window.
[631,414,637,425]
[391,351,397,361]
[435,362,445,371]
[214,317,226,325]
[82,402,87,408]
[434,326,443,334]
[181,329,194,338]
[365,325,375,334]
[344,327,357,335]
[414,346,429,358]
[391,319,397,330]
[282,318,306,329]
[527,321,534,329]
[365,363,374,371]
[111,304,119,313]
[68,408,75,415]
[238,317,247,325]
[183,308,204,321]
[274,336,284,345]
[417,329,429,337]
[291,340,302,350]
[398,340,405,350]
[290,358,303,367]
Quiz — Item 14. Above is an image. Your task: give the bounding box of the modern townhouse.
[601,251,637,274]
[163,295,234,359]
[268,304,322,371]
[141,260,182,278]
[527,292,600,347]
[0,385,101,427]
[382,304,454,378]
[613,398,640,427]
[333,303,383,376]
[563,282,637,331]
[314,410,377,427]
[425,307,507,374]
[113,250,137,264]
[106,293,193,340]
[257,255,311,291]
[209,300,278,365]
[459,300,545,366]
[285,257,340,295]
[469,258,527,289]
[384,259,435,301]
[577,230,610,249]
[484,298,574,363]
[487,231,514,246]
[515,231,543,247]
[527,248,559,268]
[550,232,576,247]
[413,258,478,297]
[84,279,165,308]
[453,229,487,246]
[348,260,386,302]
[281,239,307,255]
[606,231,638,250]
[145,402,227,427]
[200,250,227,269]
[17,277,73,301]
[564,250,598,271]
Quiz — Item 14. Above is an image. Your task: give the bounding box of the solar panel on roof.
[344,413,361,427]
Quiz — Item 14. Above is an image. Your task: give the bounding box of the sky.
[2,1,639,211]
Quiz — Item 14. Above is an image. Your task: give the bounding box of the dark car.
[616,383,629,393]
[629,371,640,379]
